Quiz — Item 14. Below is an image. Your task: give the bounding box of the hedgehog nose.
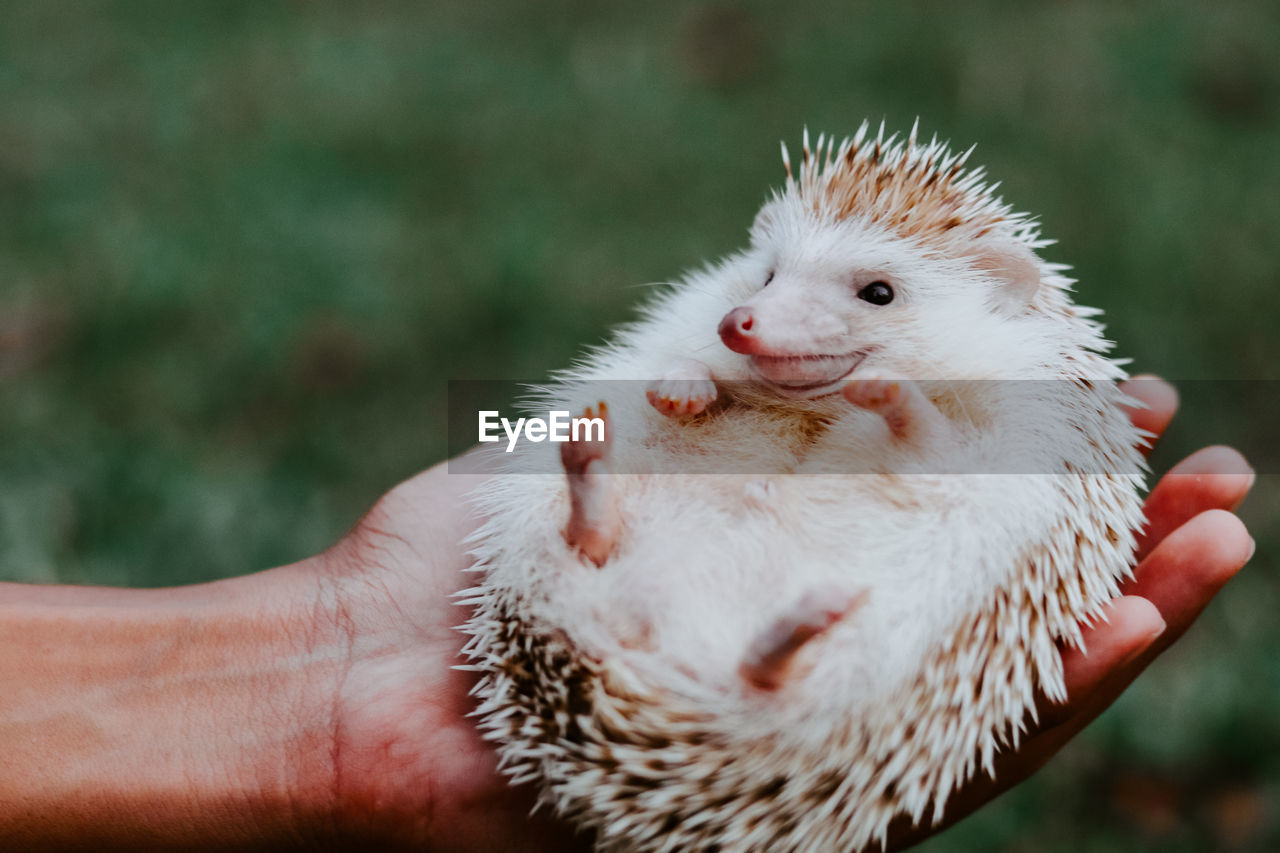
[718,306,757,354]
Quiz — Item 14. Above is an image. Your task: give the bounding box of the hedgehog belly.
[461,466,1143,853]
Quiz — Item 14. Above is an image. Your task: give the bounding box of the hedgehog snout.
[719,303,853,356]
[718,306,758,354]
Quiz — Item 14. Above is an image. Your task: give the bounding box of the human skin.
[0,377,1255,851]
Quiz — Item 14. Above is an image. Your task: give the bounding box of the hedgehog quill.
[459,122,1146,852]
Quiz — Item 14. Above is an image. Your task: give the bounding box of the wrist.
[0,565,349,850]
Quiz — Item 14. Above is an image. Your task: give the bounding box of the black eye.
[857,280,894,305]
[763,271,774,287]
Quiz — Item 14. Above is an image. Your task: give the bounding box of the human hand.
[319,376,1253,852]
[309,456,592,851]
[884,376,1256,847]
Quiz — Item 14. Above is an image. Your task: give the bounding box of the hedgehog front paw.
[842,373,903,412]
[843,374,945,443]
[646,359,718,418]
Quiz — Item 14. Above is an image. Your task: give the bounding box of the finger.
[1031,511,1251,759]
[1026,509,1253,770]
[1040,596,1165,729]
[888,599,1168,846]
[1123,509,1254,644]
[1133,446,1255,561]
[1118,375,1178,456]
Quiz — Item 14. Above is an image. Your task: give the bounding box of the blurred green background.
[0,0,1276,849]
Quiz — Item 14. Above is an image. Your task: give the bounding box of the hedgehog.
[459,121,1147,852]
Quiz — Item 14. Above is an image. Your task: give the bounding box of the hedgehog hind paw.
[561,402,619,567]
[739,586,868,690]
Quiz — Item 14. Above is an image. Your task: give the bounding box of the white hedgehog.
[460,122,1147,852]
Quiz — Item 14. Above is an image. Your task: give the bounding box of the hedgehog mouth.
[750,350,870,398]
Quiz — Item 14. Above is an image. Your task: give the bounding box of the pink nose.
[718,306,757,354]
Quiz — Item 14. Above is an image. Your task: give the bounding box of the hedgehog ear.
[969,241,1040,316]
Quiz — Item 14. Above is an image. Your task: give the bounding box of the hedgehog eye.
[763,271,775,288]
[857,281,894,305]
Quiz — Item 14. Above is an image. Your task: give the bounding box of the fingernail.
[1122,618,1166,667]
[1247,537,1257,562]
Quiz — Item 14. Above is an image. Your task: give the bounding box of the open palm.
[318,376,1253,851]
